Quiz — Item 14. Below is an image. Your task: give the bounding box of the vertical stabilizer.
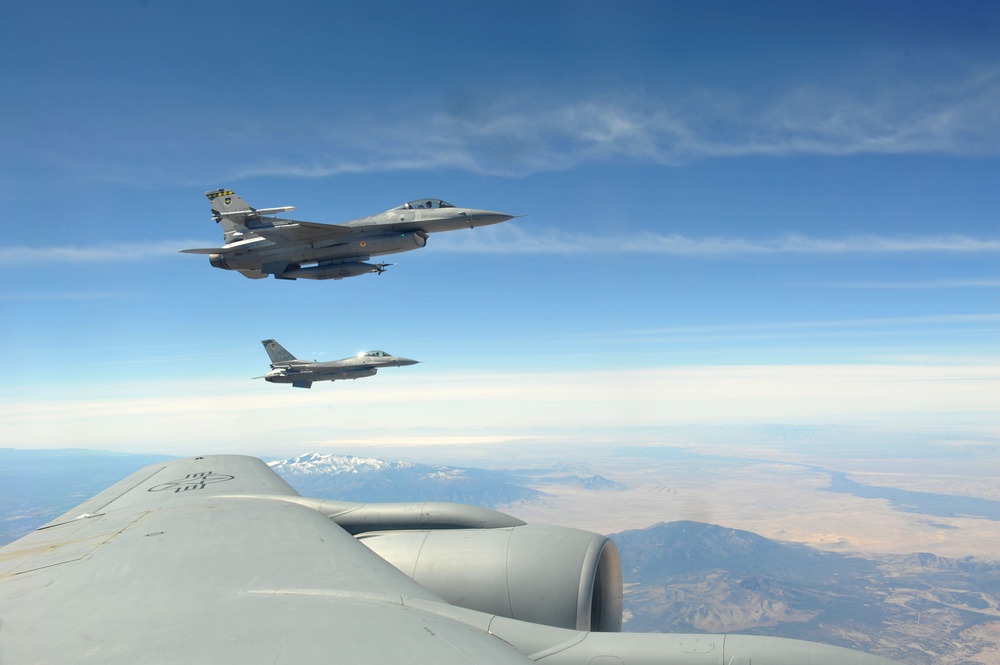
[206,189,253,217]
[261,339,296,364]
[206,189,254,243]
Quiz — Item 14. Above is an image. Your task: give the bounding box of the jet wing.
[246,219,360,245]
[0,455,533,664]
[181,221,360,255]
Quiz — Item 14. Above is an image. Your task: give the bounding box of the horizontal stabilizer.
[180,247,226,255]
[180,237,274,254]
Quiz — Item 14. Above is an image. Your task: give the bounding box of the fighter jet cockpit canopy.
[393,199,456,210]
[358,350,390,358]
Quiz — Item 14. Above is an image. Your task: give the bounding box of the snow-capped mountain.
[268,452,541,507]
[268,452,414,476]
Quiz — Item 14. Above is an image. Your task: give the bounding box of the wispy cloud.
[7,229,995,266]
[516,313,1000,351]
[552,313,1000,338]
[432,224,1000,256]
[0,241,206,266]
[0,292,129,302]
[217,70,1000,180]
[14,69,998,189]
[813,278,1000,289]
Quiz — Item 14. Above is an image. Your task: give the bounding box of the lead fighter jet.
[182,189,516,280]
[258,339,418,388]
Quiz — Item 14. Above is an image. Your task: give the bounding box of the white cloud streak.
[542,313,1000,340]
[0,292,129,302]
[431,224,1000,256]
[4,230,998,266]
[219,70,1000,180]
[7,226,998,267]
[0,241,207,266]
[9,70,998,190]
[814,279,1000,289]
[6,68,1000,190]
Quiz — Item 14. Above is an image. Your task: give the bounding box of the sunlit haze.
[1,2,997,455]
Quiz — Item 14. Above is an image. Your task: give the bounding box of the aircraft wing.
[246,219,360,244]
[180,221,360,255]
[0,455,904,665]
[0,456,531,664]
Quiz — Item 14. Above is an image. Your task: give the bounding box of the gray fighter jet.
[182,189,515,280]
[258,339,418,388]
[0,455,905,665]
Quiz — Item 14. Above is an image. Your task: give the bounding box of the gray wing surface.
[246,219,360,244]
[180,221,362,255]
[1,455,904,665]
[0,455,533,664]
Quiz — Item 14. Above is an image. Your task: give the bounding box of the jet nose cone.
[467,210,516,227]
[395,357,420,366]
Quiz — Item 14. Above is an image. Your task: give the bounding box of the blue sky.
[1,1,997,454]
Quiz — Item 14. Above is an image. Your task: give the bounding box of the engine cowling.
[357,524,623,632]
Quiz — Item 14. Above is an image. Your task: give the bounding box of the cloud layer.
[0,241,204,265]
[432,226,1000,256]
[221,71,1000,181]
[11,70,997,189]
[2,363,996,453]
[4,230,998,266]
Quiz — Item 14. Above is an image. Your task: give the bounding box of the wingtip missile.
[214,206,296,218]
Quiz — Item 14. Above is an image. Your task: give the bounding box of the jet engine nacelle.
[209,253,228,269]
[357,524,623,632]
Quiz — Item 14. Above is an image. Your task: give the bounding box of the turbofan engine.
[357,524,623,632]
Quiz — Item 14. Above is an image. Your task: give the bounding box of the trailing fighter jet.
[0,454,905,665]
[258,339,418,388]
[182,189,516,280]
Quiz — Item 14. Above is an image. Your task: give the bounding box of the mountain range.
[268,452,624,505]
[268,452,543,505]
[614,521,1000,665]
